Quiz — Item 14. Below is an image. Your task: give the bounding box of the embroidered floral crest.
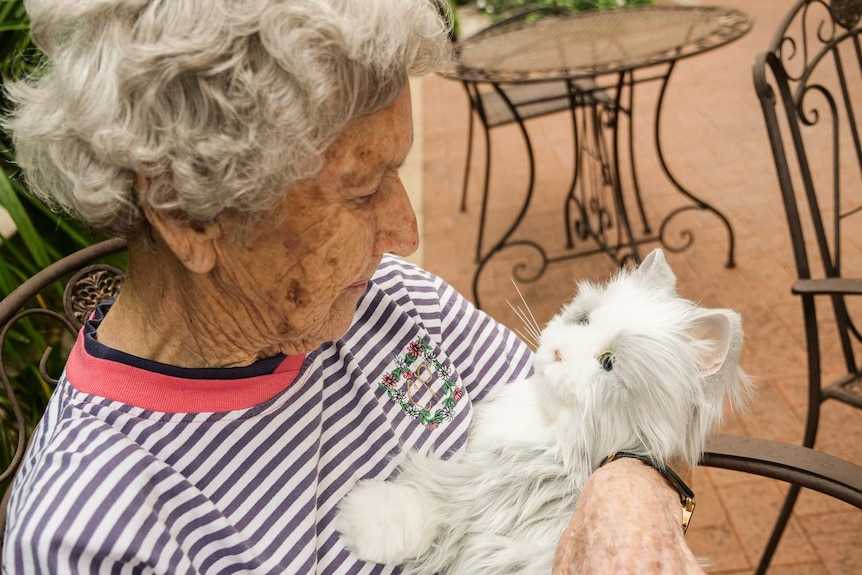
[379,337,462,429]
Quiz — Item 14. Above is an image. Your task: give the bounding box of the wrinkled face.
[211,87,418,355]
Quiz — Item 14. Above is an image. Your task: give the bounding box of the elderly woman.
[3,0,704,573]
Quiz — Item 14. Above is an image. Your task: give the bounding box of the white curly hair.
[5,0,451,235]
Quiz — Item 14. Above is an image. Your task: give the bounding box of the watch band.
[600,451,696,534]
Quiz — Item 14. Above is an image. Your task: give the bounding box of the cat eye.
[576,315,589,326]
[597,351,614,371]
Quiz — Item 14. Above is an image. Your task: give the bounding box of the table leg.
[564,88,583,251]
[472,82,634,308]
[467,60,738,309]
[623,71,653,237]
[459,82,477,215]
[471,85,546,309]
[564,79,641,267]
[472,84,497,264]
[609,71,644,265]
[565,90,613,252]
[652,61,737,268]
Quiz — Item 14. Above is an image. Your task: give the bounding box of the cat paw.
[337,480,437,565]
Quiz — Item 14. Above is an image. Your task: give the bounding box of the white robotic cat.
[336,249,749,574]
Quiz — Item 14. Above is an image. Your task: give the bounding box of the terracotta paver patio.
[415,0,862,572]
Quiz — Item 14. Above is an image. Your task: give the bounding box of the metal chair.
[454,8,569,212]
[0,238,861,557]
[753,0,862,572]
[452,8,615,261]
[458,78,572,213]
[0,237,126,548]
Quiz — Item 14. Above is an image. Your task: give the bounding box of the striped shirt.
[3,255,533,574]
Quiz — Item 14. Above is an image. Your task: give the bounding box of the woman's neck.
[95,240,281,368]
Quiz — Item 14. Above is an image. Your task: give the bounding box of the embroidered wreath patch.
[379,337,462,429]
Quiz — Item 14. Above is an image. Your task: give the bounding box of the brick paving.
[417,0,862,572]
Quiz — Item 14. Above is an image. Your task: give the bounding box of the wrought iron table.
[442,5,752,307]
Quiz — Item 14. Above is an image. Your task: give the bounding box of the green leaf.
[20,192,92,250]
[0,169,51,268]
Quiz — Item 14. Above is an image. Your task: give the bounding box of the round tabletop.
[447,5,752,83]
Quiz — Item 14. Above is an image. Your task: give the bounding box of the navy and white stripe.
[3,255,533,574]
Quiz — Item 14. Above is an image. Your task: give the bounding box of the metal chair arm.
[791,278,862,296]
[702,434,862,509]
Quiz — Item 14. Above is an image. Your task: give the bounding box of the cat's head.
[533,249,749,468]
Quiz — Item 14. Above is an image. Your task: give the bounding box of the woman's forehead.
[325,88,414,181]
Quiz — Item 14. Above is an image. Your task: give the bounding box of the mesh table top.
[448,6,752,83]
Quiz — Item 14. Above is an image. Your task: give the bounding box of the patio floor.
[415,0,862,573]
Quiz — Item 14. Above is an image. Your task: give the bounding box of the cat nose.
[553,350,563,363]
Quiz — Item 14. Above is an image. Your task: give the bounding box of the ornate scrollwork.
[565,101,617,251]
[657,206,698,254]
[797,83,836,129]
[63,265,126,330]
[508,241,551,284]
[776,0,861,82]
[471,240,549,308]
[0,305,79,482]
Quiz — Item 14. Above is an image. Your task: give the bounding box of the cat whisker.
[507,301,542,346]
[510,326,540,351]
[507,280,543,350]
[511,280,542,335]
[506,301,539,349]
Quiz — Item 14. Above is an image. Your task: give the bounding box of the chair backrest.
[753,0,862,374]
[0,237,127,538]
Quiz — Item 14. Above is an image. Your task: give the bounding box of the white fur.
[467,377,554,451]
[337,249,750,574]
[336,480,438,565]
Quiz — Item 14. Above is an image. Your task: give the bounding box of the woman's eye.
[598,352,614,371]
[357,191,377,204]
[351,185,380,206]
[355,170,397,206]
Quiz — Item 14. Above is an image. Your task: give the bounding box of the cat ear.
[636,249,677,292]
[684,308,749,466]
[688,309,741,377]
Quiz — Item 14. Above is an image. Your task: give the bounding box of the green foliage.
[472,0,652,16]
[0,1,107,487]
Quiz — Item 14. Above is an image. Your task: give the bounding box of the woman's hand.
[553,458,705,575]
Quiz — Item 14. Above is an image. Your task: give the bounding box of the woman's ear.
[146,211,220,274]
[135,175,220,274]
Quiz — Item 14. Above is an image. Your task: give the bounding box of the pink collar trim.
[65,333,306,413]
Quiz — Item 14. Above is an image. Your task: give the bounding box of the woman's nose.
[375,176,419,257]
